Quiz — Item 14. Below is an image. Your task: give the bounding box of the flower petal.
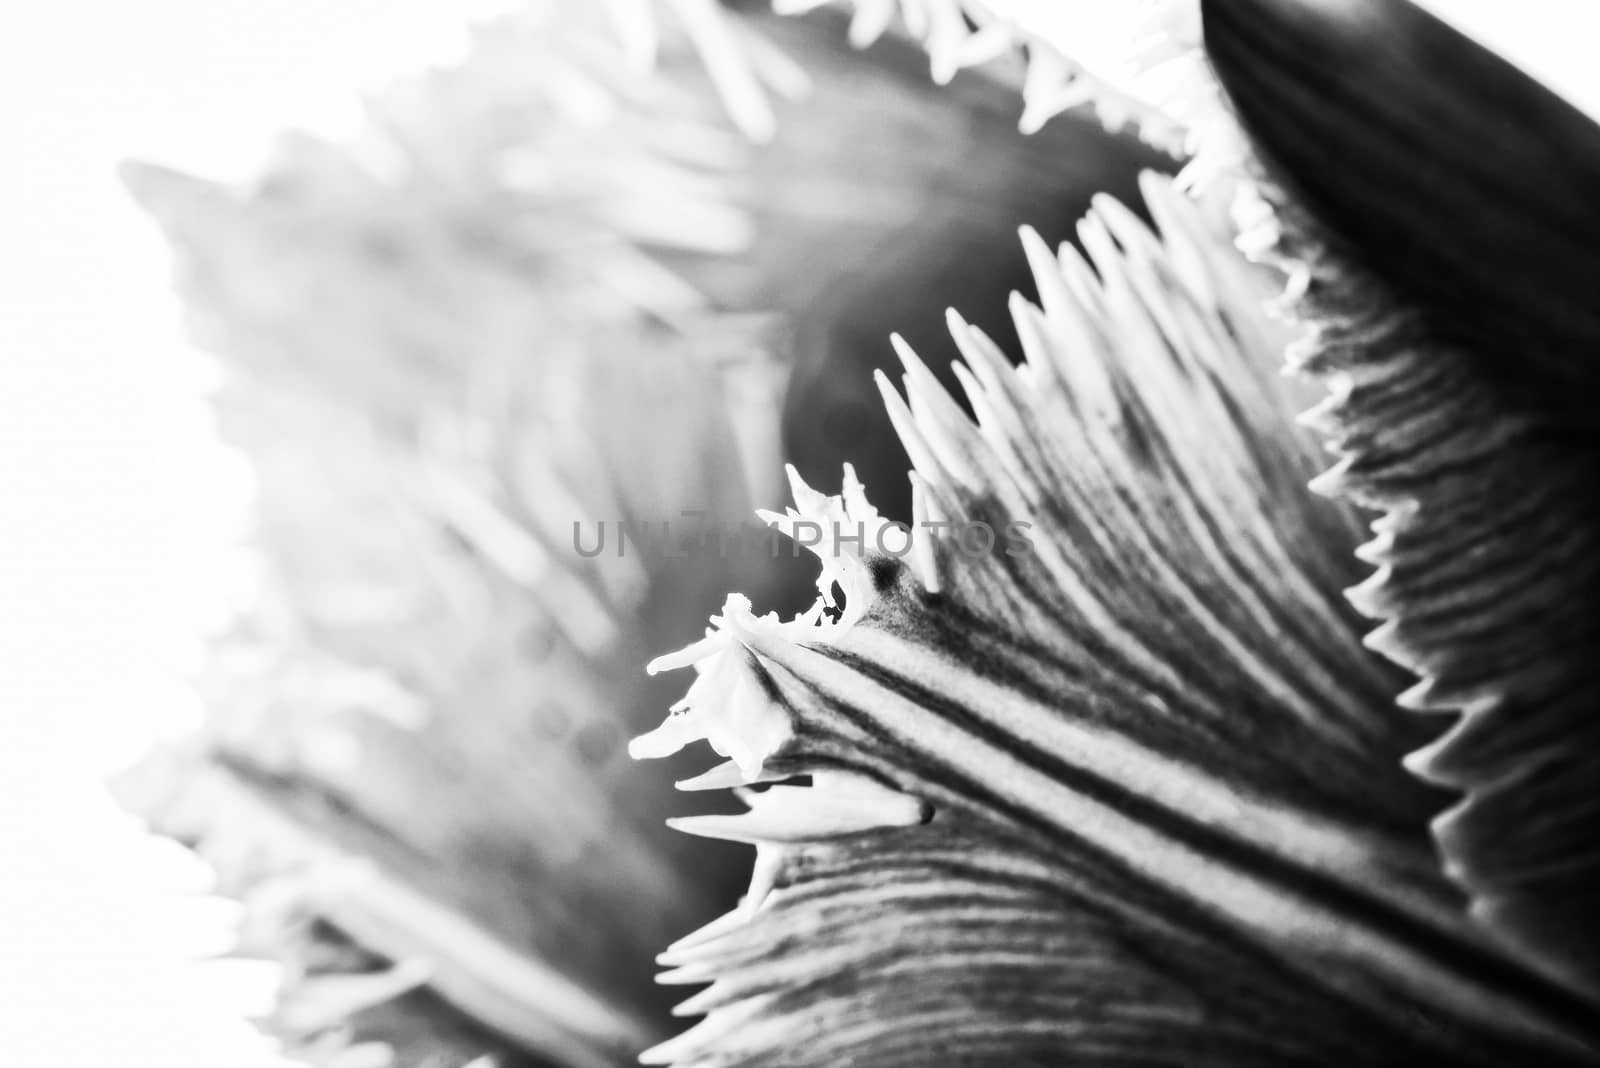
[1204,0,1600,1001]
[638,175,1598,1063]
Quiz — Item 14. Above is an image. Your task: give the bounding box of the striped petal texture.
[634,171,1598,1063]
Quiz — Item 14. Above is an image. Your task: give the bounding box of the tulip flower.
[122,0,1600,1064]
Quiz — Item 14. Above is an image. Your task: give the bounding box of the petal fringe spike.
[761,0,1217,156]
[635,174,1600,1065]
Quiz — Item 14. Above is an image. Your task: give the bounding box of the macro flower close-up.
[3,1,1596,1066]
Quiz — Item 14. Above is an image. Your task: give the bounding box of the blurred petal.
[764,0,1206,147]
[117,3,1163,1064]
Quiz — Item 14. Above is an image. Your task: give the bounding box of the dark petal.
[1206,0,1600,1000]
[1203,0,1600,433]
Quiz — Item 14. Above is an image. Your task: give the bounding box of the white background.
[0,3,505,1064]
